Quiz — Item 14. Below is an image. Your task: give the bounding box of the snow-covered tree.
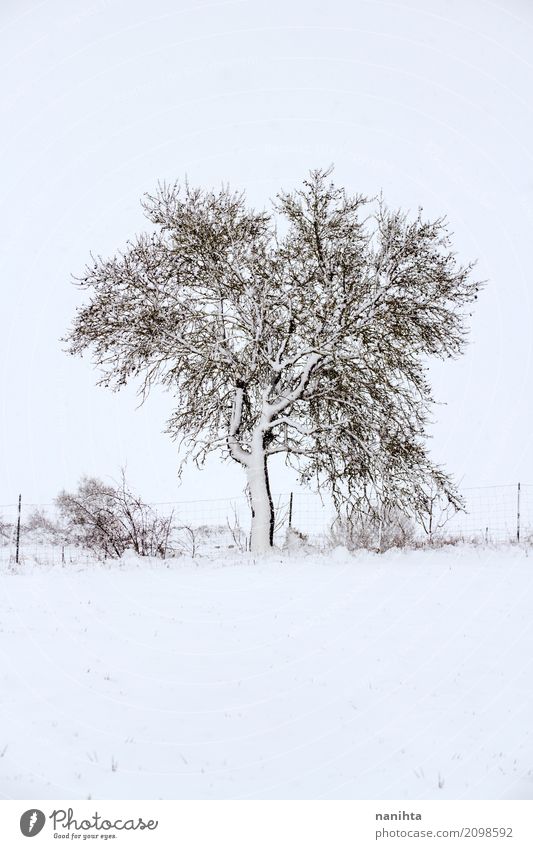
[65,169,480,553]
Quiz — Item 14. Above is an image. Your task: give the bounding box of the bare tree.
[65,168,480,553]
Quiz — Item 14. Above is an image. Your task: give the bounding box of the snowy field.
[0,544,532,800]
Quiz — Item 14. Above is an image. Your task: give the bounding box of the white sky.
[1,0,532,507]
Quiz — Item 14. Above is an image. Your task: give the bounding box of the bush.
[0,515,13,545]
[330,505,416,552]
[24,509,66,545]
[56,473,176,559]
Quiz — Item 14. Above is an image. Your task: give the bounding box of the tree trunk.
[247,433,274,554]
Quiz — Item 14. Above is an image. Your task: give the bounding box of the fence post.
[15,494,21,564]
[288,492,293,530]
[517,482,521,543]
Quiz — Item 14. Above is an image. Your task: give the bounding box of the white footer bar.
[1,799,532,847]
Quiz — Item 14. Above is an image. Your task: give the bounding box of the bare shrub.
[226,505,249,552]
[174,525,196,557]
[0,516,13,546]
[24,509,66,545]
[331,505,416,552]
[56,472,175,559]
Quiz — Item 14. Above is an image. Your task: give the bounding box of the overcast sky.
[1,0,532,508]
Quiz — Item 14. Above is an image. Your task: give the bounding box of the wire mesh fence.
[0,491,333,566]
[0,483,531,566]
[443,484,531,544]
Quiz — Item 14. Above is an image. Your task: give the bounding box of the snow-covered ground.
[0,544,532,800]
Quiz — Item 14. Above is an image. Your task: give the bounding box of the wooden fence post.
[15,494,21,564]
[517,482,521,543]
[288,492,293,530]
